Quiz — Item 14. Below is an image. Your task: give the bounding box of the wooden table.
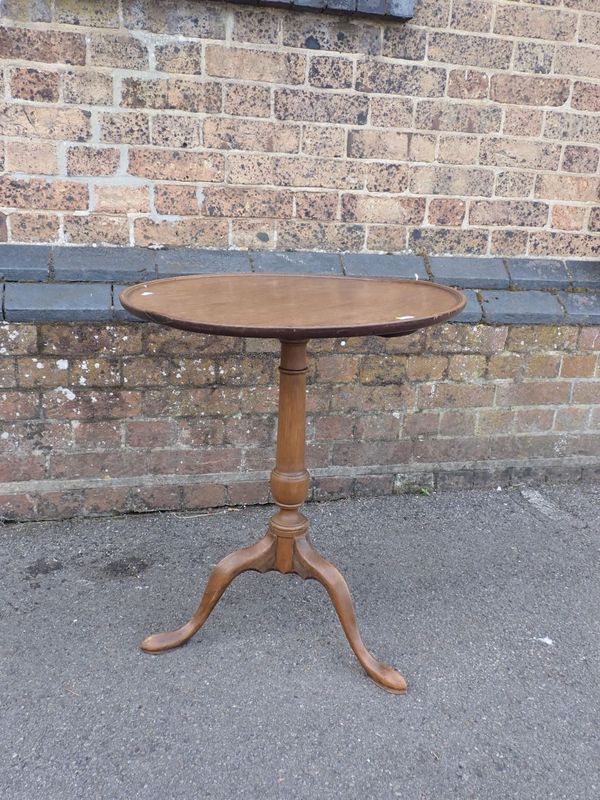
[120,274,465,694]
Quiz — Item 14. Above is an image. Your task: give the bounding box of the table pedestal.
[141,340,407,694]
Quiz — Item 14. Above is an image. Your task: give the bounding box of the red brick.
[49,451,146,480]
[149,448,241,476]
[417,383,495,409]
[0,454,45,482]
[314,415,355,442]
[178,419,225,447]
[227,481,270,506]
[182,483,227,510]
[0,493,37,521]
[495,382,572,407]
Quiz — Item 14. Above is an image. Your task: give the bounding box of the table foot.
[140,532,277,654]
[293,535,408,695]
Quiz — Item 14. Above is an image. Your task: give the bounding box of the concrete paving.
[1,485,599,800]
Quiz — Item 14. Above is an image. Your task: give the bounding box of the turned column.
[268,340,311,573]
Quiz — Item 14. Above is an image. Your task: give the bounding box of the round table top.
[120,274,465,340]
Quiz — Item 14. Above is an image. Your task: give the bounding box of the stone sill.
[1,246,599,326]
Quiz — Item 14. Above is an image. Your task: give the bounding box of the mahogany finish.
[121,274,465,694]
[119,273,465,340]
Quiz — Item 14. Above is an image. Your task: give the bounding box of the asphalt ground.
[1,485,599,800]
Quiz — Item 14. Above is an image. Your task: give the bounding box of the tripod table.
[120,273,465,694]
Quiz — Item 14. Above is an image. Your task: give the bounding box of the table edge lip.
[119,273,467,339]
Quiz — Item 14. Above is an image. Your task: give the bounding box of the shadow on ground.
[1,486,599,800]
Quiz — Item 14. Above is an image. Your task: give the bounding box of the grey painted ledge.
[0,246,599,326]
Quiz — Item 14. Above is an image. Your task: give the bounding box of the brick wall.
[0,0,598,256]
[1,320,599,521]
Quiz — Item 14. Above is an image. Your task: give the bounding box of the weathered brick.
[154,185,199,216]
[89,34,148,69]
[206,46,305,84]
[365,164,410,192]
[356,62,445,96]
[503,108,544,138]
[308,55,353,89]
[427,198,466,226]
[281,13,381,55]
[232,7,280,45]
[201,187,293,219]
[121,78,221,113]
[409,166,494,197]
[98,112,150,145]
[203,118,299,154]
[275,88,369,125]
[572,82,600,113]
[450,0,492,33]
[301,125,346,158]
[370,97,413,127]
[513,42,554,76]
[134,218,229,248]
[0,177,88,210]
[0,26,86,64]
[6,141,57,175]
[151,115,200,149]
[494,5,578,42]
[63,214,129,246]
[155,41,204,74]
[551,205,586,232]
[491,75,570,107]
[495,382,571,407]
[381,24,426,59]
[535,174,599,202]
[126,419,177,448]
[469,200,548,228]
[555,45,600,80]
[128,149,224,182]
[560,354,598,378]
[276,220,364,252]
[408,227,489,256]
[42,388,141,421]
[294,191,338,221]
[224,84,271,118]
[429,32,512,69]
[182,483,227,510]
[348,129,408,160]
[55,0,119,27]
[506,326,578,354]
[554,407,591,432]
[94,185,150,214]
[437,136,479,165]
[123,2,227,39]
[447,69,489,100]
[406,355,448,381]
[415,100,502,133]
[0,104,90,141]
[0,454,45,482]
[67,147,120,177]
[63,71,113,106]
[341,194,425,225]
[9,67,59,102]
[529,231,597,259]
[480,138,561,171]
